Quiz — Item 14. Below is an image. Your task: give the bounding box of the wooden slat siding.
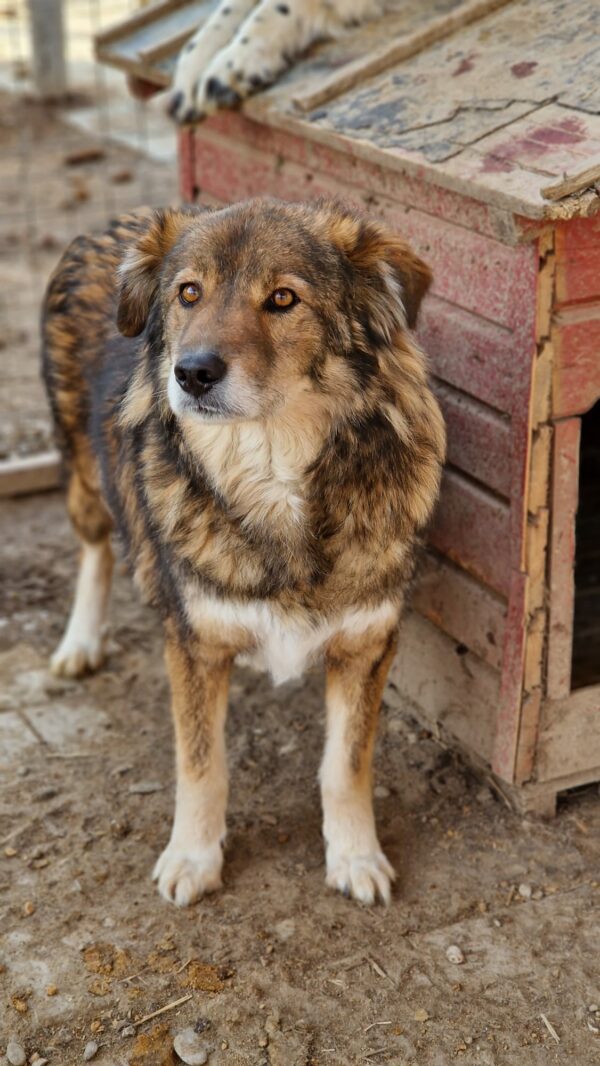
[429,469,511,595]
[553,309,600,419]
[418,298,516,415]
[433,382,511,498]
[192,129,530,329]
[201,113,522,244]
[412,552,506,670]
[492,569,528,781]
[547,418,581,700]
[387,610,500,766]
[537,685,600,783]
[555,217,600,307]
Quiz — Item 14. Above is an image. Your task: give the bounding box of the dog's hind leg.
[51,466,113,679]
[153,626,233,906]
[321,625,398,905]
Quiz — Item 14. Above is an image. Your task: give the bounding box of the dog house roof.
[97,0,600,221]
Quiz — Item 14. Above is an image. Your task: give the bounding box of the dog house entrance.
[572,401,600,689]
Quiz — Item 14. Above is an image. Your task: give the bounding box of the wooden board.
[0,452,61,497]
[387,609,500,766]
[553,309,600,419]
[412,551,506,670]
[537,685,600,782]
[433,381,511,497]
[546,419,580,700]
[555,216,600,306]
[429,469,511,595]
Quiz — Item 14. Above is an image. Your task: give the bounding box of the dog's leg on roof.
[169,0,257,123]
[320,626,398,905]
[153,625,233,906]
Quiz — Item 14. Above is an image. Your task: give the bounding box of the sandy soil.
[2,492,600,1066]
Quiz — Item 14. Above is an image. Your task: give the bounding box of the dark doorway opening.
[572,401,600,689]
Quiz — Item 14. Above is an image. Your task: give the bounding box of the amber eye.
[179,282,201,306]
[266,287,297,312]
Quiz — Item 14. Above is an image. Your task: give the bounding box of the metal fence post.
[28,0,67,99]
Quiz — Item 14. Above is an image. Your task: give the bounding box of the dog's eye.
[265,288,298,312]
[179,282,201,306]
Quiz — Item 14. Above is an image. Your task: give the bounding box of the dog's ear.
[117,208,195,337]
[320,204,432,332]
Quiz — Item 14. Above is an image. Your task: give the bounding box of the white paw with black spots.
[153,839,224,906]
[326,847,395,905]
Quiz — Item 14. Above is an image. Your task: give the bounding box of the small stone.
[258,1035,268,1047]
[31,1056,49,1065]
[588,1004,600,1013]
[120,1025,136,1038]
[128,781,163,795]
[22,900,35,917]
[173,1027,210,1064]
[220,1041,228,1050]
[274,918,295,941]
[6,1040,26,1066]
[46,984,58,996]
[446,945,465,965]
[493,918,502,928]
[532,889,544,900]
[414,1008,430,1022]
[374,785,390,799]
[4,846,17,858]
[83,1041,99,1061]
[518,883,532,899]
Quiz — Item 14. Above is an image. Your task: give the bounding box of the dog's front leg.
[321,626,398,905]
[153,624,233,906]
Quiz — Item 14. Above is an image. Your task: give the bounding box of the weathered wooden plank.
[433,382,511,497]
[547,419,580,700]
[537,684,600,782]
[202,113,523,242]
[555,216,600,306]
[493,568,528,782]
[553,308,600,418]
[542,162,600,202]
[387,609,500,766]
[418,298,517,415]
[412,551,506,670]
[0,452,61,497]
[428,469,511,595]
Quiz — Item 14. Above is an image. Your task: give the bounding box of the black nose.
[174,351,227,397]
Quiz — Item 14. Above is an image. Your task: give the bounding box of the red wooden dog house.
[98,0,600,814]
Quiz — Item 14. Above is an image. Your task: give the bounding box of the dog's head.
[117,199,432,423]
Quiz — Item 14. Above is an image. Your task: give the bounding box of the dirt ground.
[2,87,600,1066]
[2,493,600,1066]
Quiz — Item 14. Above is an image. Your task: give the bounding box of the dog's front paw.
[153,840,223,906]
[50,633,105,678]
[198,41,282,112]
[326,847,395,906]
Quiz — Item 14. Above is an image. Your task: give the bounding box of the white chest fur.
[185,593,399,685]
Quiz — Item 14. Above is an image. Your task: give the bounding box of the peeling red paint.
[452,53,477,76]
[480,115,589,173]
[511,60,538,78]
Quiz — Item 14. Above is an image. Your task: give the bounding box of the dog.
[42,198,445,907]
[169,0,387,123]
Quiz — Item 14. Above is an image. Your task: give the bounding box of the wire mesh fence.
[0,0,178,462]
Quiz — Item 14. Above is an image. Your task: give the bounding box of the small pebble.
[83,1041,99,1061]
[532,889,544,900]
[446,944,465,965]
[46,984,58,996]
[173,1027,210,1065]
[374,785,390,799]
[588,1004,600,1013]
[6,1040,26,1066]
[414,1008,430,1022]
[120,1026,136,1038]
[128,781,163,795]
[518,883,532,899]
[258,1036,268,1048]
[22,900,35,917]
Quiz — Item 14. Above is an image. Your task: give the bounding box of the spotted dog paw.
[326,846,395,905]
[197,37,285,113]
[153,839,224,906]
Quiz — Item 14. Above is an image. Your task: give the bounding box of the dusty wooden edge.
[0,451,62,498]
[541,161,600,202]
[94,0,191,48]
[292,0,515,113]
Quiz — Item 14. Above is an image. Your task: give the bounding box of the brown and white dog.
[42,198,445,907]
[169,0,387,122]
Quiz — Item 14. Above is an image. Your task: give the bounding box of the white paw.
[153,840,223,906]
[168,39,211,123]
[326,848,395,906]
[198,40,284,112]
[50,633,105,678]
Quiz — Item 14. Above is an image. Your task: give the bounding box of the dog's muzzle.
[174,350,227,398]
